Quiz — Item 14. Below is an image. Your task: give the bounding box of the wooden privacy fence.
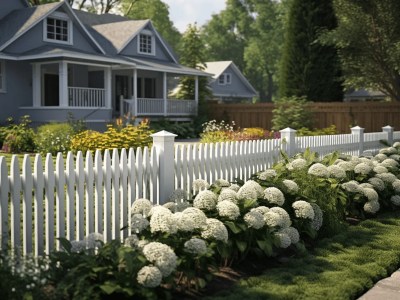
[208,101,400,133]
[0,126,399,256]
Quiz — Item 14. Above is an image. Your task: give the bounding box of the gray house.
[0,0,208,128]
[204,61,257,103]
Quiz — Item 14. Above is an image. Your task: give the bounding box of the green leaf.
[197,277,207,289]
[100,282,120,295]
[58,237,72,253]
[235,240,248,253]
[256,239,273,256]
[225,221,242,234]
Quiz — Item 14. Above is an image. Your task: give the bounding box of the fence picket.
[111,149,120,240]
[136,148,143,198]
[22,155,33,255]
[103,150,112,242]
[65,152,75,241]
[55,153,65,250]
[34,155,44,255]
[85,151,94,236]
[10,156,21,252]
[45,154,55,254]
[0,157,8,251]
[120,149,128,239]
[94,150,103,235]
[150,147,158,204]
[75,152,85,241]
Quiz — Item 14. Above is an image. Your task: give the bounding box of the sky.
[162,0,226,32]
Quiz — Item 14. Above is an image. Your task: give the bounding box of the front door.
[115,75,129,113]
[44,74,59,106]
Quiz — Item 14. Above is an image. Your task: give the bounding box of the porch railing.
[121,98,197,117]
[68,87,105,107]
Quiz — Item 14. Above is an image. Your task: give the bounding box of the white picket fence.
[0,125,398,256]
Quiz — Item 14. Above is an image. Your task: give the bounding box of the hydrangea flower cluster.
[310,203,323,231]
[216,200,241,220]
[193,190,217,211]
[341,181,361,193]
[149,206,177,234]
[292,201,315,220]
[373,165,388,174]
[218,189,239,204]
[192,179,210,192]
[136,266,163,288]
[287,158,307,170]
[337,161,354,172]
[142,242,177,277]
[258,169,277,181]
[308,163,329,178]
[263,187,285,206]
[363,200,380,214]
[282,179,299,194]
[354,163,372,175]
[362,188,379,202]
[368,177,386,191]
[183,238,208,255]
[327,165,347,180]
[131,198,153,217]
[280,227,300,244]
[243,210,265,229]
[274,232,291,248]
[381,158,399,169]
[214,179,231,187]
[376,172,397,184]
[390,195,400,206]
[392,180,400,193]
[201,218,229,243]
[131,213,150,233]
[228,184,241,192]
[175,207,207,232]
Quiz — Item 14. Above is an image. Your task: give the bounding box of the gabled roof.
[205,61,257,95]
[0,1,105,54]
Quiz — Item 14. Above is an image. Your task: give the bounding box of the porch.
[121,98,197,117]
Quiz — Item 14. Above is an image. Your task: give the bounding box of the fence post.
[382,125,394,146]
[151,131,177,205]
[280,128,297,157]
[351,126,364,156]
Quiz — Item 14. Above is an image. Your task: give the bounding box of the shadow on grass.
[205,211,400,300]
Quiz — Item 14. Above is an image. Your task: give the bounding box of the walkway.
[358,269,400,299]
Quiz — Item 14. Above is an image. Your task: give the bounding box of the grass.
[206,211,400,300]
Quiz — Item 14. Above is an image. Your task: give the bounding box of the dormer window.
[44,12,72,44]
[218,73,232,85]
[138,30,155,55]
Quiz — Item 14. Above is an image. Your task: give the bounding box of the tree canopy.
[279,0,343,101]
[322,0,400,101]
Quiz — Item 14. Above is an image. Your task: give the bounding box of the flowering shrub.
[34,123,74,155]
[1,115,35,153]
[70,120,153,153]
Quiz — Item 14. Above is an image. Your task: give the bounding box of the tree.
[28,0,122,13]
[121,0,181,52]
[201,0,253,71]
[279,0,343,101]
[322,0,400,101]
[177,24,211,125]
[243,0,287,102]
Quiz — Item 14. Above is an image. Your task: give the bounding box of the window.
[44,13,72,44]
[0,61,5,93]
[218,73,232,85]
[138,31,155,55]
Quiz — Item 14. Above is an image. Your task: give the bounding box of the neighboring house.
[344,89,387,102]
[0,0,208,129]
[204,61,257,103]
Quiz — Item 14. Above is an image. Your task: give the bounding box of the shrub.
[34,123,74,155]
[70,119,154,153]
[1,115,35,153]
[272,96,313,130]
[297,125,338,136]
[150,119,197,139]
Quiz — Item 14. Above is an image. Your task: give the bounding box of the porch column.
[133,68,137,116]
[59,61,68,107]
[32,63,41,107]
[163,72,167,116]
[104,67,112,109]
[195,75,199,114]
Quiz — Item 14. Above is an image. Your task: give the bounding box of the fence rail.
[0,126,398,255]
[68,87,105,107]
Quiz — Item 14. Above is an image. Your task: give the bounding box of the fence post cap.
[279,127,297,133]
[382,125,394,130]
[151,130,177,138]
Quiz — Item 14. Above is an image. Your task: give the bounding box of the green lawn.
[206,211,400,300]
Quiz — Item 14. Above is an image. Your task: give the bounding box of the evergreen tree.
[279,0,343,101]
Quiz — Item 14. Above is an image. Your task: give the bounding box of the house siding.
[4,14,101,55]
[121,26,171,61]
[210,65,255,100]
[0,60,32,122]
[0,0,27,20]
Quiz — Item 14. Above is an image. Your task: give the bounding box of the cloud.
[163,0,226,32]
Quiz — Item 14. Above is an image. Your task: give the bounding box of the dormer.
[43,11,73,45]
[137,29,155,56]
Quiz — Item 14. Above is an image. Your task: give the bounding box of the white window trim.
[43,12,73,45]
[137,29,156,56]
[218,73,232,85]
[0,60,6,93]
